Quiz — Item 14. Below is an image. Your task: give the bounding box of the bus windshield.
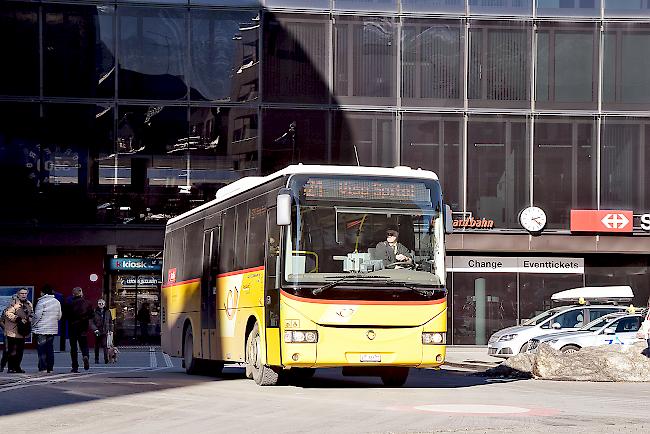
[282,175,445,295]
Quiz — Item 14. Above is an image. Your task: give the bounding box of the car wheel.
[560,344,580,354]
[519,342,529,354]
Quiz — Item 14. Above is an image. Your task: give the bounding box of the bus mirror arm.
[277,189,292,226]
[444,204,453,235]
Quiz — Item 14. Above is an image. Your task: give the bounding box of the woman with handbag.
[4,288,34,373]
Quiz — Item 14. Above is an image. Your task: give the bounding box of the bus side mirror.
[277,189,292,226]
[444,204,453,234]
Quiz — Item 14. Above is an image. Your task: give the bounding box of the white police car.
[526,311,646,354]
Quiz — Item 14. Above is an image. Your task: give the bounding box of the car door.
[613,316,643,346]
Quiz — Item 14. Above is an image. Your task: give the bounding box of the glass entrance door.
[112,274,161,345]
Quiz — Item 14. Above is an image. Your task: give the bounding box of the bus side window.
[247,200,267,268]
[234,204,248,270]
[219,210,235,273]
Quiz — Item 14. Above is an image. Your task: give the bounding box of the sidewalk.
[444,346,503,370]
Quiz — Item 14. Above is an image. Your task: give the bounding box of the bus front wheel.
[380,367,409,387]
[183,326,198,375]
[246,322,280,386]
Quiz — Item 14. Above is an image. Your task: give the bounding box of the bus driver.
[375,227,413,269]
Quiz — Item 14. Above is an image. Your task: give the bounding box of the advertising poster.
[0,286,34,344]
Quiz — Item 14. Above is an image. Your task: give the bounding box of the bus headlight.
[284,330,318,343]
[422,332,446,345]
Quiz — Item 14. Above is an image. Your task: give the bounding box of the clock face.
[519,206,547,234]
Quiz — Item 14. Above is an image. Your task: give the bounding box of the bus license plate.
[360,354,381,362]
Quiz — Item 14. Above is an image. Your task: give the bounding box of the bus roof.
[167,164,439,226]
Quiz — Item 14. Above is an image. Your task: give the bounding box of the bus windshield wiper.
[312,275,389,296]
[389,281,443,297]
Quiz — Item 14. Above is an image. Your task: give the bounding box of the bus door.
[201,225,220,360]
[265,208,282,365]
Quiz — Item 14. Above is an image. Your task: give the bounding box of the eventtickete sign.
[449,256,584,274]
[0,286,34,343]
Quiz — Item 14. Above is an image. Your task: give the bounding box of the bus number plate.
[360,354,381,362]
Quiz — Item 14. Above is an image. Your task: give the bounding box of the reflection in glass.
[334,16,397,104]
[263,14,329,104]
[467,117,529,228]
[333,0,397,11]
[536,24,598,109]
[603,25,650,109]
[452,273,517,345]
[44,5,115,98]
[265,0,330,8]
[118,8,187,100]
[402,0,465,13]
[600,119,649,212]
[534,118,596,228]
[332,112,395,167]
[468,0,532,16]
[190,10,258,102]
[402,20,463,107]
[519,274,585,322]
[468,22,531,108]
[262,109,328,174]
[586,256,650,308]
[0,4,39,96]
[537,0,601,16]
[605,0,650,17]
[401,115,463,212]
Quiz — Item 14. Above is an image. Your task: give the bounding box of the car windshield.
[522,309,560,326]
[580,316,613,332]
[283,176,445,292]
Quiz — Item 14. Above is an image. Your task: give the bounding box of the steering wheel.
[387,261,415,269]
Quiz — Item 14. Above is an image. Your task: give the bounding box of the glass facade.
[2,0,650,345]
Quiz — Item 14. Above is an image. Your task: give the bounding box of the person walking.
[640,296,650,358]
[0,295,18,372]
[92,299,113,364]
[32,284,62,373]
[64,287,94,373]
[3,288,34,374]
[137,302,151,344]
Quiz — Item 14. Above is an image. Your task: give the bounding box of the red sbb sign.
[570,210,633,233]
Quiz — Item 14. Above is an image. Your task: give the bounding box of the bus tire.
[247,322,280,386]
[183,325,198,375]
[380,367,409,387]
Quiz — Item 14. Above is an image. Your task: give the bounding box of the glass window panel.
[519,274,585,323]
[401,115,463,212]
[265,0,330,8]
[533,118,596,229]
[452,273,517,345]
[332,112,395,167]
[42,104,114,224]
[118,0,189,4]
[536,23,598,110]
[402,0,465,13]
[333,0,397,11]
[0,4,39,96]
[467,116,529,228]
[468,0,533,16]
[585,256,650,309]
[44,5,115,98]
[334,16,397,105]
[401,20,463,108]
[118,8,187,100]
[263,14,329,104]
[537,0,601,16]
[603,24,650,110]
[190,10,258,103]
[0,103,40,223]
[261,109,328,175]
[600,119,649,212]
[468,21,531,109]
[605,0,650,17]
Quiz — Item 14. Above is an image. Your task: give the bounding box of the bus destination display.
[302,178,432,204]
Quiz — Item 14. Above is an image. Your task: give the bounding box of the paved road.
[0,350,649,433]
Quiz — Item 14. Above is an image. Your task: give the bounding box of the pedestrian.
[32,284,62,373]
[640,296,650,358]
[3,288,34,374]
[63,287,94,373]
[92,299,113,364]
[137,302,151,344]
[54,290,66,352]
[0,295,18,372]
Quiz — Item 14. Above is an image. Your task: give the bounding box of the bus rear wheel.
[246,322,280,386]
[380,367,409,387]
[183,326,198,375]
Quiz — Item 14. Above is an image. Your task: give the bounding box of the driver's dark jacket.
[374,241,411,268]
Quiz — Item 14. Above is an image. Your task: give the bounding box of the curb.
[444,361,500,371]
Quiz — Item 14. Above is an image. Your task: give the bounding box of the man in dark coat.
[374,227,413,269]
[63,287,94,372]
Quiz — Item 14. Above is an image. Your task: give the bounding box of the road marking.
[163,353,173,368]
[415,404,531,414]
[149,347,158,369]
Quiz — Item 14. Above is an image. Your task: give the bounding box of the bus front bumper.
[281,326,446,369]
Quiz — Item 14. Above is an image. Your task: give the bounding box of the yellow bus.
[161,165,452,386]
